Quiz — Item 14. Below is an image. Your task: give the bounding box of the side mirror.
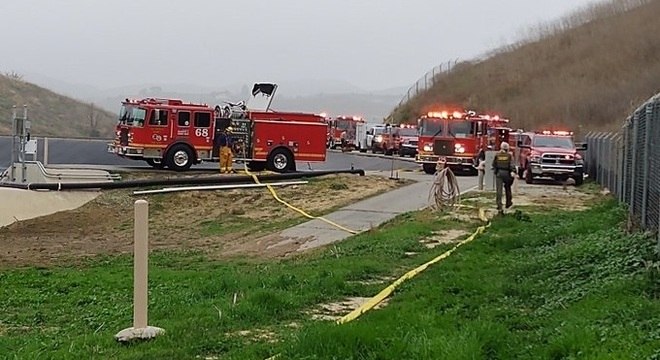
[575,142,588,151]
[517,140,523,147]
[27,133,31,141]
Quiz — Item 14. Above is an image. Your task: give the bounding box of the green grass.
[1,198,658,360]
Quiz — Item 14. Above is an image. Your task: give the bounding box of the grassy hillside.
[0,73,117,138]
[391,0,660,134]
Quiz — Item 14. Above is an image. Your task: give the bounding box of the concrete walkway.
[0,188,100,228]
[260,171,478,253]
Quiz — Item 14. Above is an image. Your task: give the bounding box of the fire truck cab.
[517,130,587,185]
[416,110,511,174]
[326,115,365,150]
[107,83,328,173]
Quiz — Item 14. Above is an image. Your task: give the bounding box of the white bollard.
[115,200,164,342]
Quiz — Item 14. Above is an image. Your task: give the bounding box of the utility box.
[25,139,38,156]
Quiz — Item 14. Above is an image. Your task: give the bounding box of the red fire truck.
[107,83,328,172]
[416,110,512,174]
[326,115,365,149]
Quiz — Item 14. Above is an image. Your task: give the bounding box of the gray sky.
[1,0,599,92]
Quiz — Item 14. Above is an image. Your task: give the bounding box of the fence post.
[115,200,165,342]
[608,133,614,191]
[629,115,639,225]
[640,104,652,228]
[616,134,623,201]
[584,132,592,178]
[596,132,604,186]
[43,137,49,166]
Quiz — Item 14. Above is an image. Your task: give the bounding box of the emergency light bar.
[424,110,508,122]
[539,130,574,136]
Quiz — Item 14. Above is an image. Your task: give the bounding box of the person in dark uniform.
[492,142,515,214]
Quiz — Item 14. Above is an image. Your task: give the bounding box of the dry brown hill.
[0,73,116,138]
[390,0,660,136]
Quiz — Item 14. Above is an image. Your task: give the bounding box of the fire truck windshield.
[533,135,575,149]
[118,105,147,127]
[447,120,475,138]
[420,119,443,136]
[397,128,417,137]
[336,119,352,130]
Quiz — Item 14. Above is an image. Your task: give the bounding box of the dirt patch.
[461,181,599,214]
[225,328,278,344]
[0,174,409,268]
[347,276,396,286]
[308,297,390,321]
[511,182,596,211]
[420,229,469,249]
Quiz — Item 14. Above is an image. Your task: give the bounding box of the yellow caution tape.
[263,209,490,359]
[336,208,490,324]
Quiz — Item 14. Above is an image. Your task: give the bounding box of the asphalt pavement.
[0,136,419,172]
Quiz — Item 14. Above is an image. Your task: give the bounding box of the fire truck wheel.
[423,163,436,175]
[145,158,165,169]
[166,144,194,171]
[267,148,294,173]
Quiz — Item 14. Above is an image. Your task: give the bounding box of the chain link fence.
[394,60,459,110]
[585,92,660,246]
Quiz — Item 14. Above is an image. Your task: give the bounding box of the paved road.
[0,136,419,172]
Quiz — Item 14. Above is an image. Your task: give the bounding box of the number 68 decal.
[195,128,209,137]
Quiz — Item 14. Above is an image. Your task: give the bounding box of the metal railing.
[585,92,660,245]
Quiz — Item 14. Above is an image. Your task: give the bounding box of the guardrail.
[585,92,660,246]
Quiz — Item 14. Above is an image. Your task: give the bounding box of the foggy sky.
[1,0,599,92]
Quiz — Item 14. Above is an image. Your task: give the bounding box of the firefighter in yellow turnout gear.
[492,142,516,214]
[217,127,235,174]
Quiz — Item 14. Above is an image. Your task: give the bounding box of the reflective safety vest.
[493,152,513,170]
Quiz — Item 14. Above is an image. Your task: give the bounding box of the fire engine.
[326,115,365,150]
[107,83,328,172]
[516,130,587,185]
[416,110,512,174]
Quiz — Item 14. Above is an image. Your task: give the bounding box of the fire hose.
[0,169,365,190]
[428,162,461,210]
[241,147,359,235]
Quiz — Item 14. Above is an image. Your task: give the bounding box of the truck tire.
[267,148,294,173]
[165,144,194,171]
[423,163,436,175]
[525,164,535,184]
[574,172,584,186]
[145,158,165,169]
[247,161,267,172]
